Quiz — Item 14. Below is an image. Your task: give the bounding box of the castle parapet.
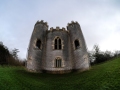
[56,26,60,30]
[48,27,67,32]
[35,20,49,28]
[50,27,53,31]
[62,27,65,31]
[67,21,80,29]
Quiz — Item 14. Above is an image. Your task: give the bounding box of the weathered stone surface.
[26,20,90,74]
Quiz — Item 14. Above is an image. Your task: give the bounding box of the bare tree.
[11,48,19,60]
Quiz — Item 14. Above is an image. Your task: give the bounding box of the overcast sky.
[0,0,120,59]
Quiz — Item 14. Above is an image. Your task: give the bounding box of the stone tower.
[67,21,89,71]
[26,20,90,74]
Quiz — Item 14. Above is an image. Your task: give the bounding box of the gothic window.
[36,39,41,49]
[54,37,62,50]
[74,39,80,49]
[55,57,62,68]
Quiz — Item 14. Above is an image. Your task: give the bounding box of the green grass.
[0,57,120,90]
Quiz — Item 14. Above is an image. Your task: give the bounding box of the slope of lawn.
[0,57,120,90]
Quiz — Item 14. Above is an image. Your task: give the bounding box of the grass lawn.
[0,57,120,90]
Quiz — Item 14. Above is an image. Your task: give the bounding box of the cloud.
[0,0,120,59]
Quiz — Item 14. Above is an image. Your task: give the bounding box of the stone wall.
[26,20,90,73]
[27,20,48,71]
[67,21,90,70]
[44,29,72,72]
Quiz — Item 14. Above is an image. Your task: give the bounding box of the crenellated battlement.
[48,26,67,32]
[34,20,80,31]
[50,27,53,31]
[67,21,80,27]
[56,26,60,30]
[35,20,49,28]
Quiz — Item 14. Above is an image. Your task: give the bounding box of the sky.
[0,0,120,59]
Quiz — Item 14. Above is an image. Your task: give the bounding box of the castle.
[26,20,90,74]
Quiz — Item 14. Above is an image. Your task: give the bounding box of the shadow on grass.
[14,68,85,79]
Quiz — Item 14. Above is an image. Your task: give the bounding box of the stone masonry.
[26,20,90,74]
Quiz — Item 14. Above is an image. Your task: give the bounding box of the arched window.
[54,37,62,50]
[36,39,41,49]
[55,57,62,68]
[74,40,80,49]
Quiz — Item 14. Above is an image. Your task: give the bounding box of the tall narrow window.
[36,39,41,49]
[54,37,62,50]
[74,40,80,49]
[55,58,62,68]
[55,38,57,49]
[59,39,61,49]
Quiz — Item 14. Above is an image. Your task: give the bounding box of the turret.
[27,20,48,72]
[67,21,89,71]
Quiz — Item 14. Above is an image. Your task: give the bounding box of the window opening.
[36,39,41,49]
[74,40,80,49]
[55,58,62,68]
[54,37,62,50]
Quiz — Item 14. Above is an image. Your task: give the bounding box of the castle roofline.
[34,20,80,31]
[48,27,67,32]
[35,20,49,27]
[67,21,79,26]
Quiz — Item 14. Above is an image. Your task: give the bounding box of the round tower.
[27,20,48,72]
[67,21,90,71]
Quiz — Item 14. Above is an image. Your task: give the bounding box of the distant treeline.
[89,44,120,65]
[1,42,120,66]
[0,42,25,66]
